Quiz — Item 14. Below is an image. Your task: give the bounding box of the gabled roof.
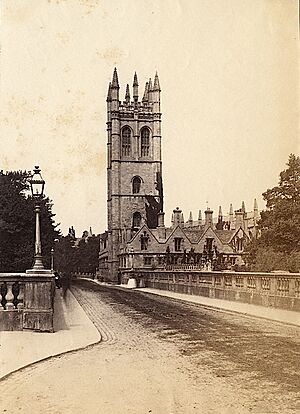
[214,229,235,243]
[228,226,251,243]
[197,226,226,245]
[165,225,194,244]
[183,228,204,243]
[123,222,250,250]
[129,224,160,244]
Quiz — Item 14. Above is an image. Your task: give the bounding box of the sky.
[1,0,299,236]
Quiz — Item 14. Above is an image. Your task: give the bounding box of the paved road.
[1,280,300,413]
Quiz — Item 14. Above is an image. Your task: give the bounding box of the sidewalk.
[0,289,100,379]
[138,288,300,327]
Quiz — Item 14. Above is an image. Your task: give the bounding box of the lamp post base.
[26,254,52,274]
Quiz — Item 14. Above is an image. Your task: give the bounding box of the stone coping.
[124,269,300,277]
[0,272,54,280]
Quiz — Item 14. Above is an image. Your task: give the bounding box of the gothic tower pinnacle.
[125,84,130,103]
[133,72,138,102]
[106,69,163,281]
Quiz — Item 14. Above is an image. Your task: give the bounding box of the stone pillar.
[22,273,55,332]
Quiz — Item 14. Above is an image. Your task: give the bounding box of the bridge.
[1,278,299,413]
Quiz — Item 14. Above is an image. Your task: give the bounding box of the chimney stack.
[172,207,183,228]
[204,208,213,228]
[157,212,166,239]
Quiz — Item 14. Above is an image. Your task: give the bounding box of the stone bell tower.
[106,68,163,281]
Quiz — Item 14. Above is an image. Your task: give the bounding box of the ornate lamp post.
[26,166,50,274]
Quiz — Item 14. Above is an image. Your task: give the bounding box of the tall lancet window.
[132,212,141,229]
[122,127,131,156]
[141,127,150,157]
[132,176,141,194]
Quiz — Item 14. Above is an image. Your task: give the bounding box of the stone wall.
[121,269,300,312]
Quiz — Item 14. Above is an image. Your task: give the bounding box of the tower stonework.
[106,69,163,281]
[98,69,259,283]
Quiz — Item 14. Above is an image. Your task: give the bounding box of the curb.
[0,291,102,382]
[0,338,101,383]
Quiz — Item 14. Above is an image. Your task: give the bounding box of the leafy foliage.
[75,236,100,274]
[53,234,100,275]
[53,235,77,274]
[0,170,60,272]
[247,154,300,272]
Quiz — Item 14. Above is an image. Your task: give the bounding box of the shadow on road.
[74,279,300,394]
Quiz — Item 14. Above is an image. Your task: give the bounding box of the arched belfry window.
[122,127,131,156]
[132,212,141,229]
[141,127,150,157]
[132,176,142,194]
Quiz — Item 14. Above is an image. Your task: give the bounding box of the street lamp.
[26,166,50,274]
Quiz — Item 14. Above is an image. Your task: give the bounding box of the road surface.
[1,279,299,413]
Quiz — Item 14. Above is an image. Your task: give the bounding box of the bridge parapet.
[121,269,300,312]
[0,273,55,332]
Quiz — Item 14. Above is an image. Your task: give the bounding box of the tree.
[0,170,60,272]
[247,154,300,272]
[71,235,100,274]
[53,233,100,276]
[75,235,100,274]
[53,235,78,274]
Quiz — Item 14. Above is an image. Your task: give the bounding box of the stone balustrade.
[72,271,95,279]
[165,264,203,271]
[0,273,55,332]
[121,269,300,312]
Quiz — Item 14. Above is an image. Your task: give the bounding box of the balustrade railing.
[261,277,271,291]
[235,276,244,288]
[247,276,256,289]
[0,281,24,310]
[166,264,202,271]
[277,278,290,295]
[72,271,95,279]
[225,275,232,286]
[0,273,55,332]
[124,269,300,311]
[295,279,300,298]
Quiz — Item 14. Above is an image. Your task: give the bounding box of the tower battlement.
[106,68,164,281]
[107,69,161,116]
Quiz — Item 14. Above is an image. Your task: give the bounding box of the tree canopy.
[247,154,300,272]
[53,233,100,276]
[0,170,60,272]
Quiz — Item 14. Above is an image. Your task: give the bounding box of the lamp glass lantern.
[30,166,45,198]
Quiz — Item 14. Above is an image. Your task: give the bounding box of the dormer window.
[122,127,131,156]
[174,237,183,252]
[141,127,150,157]
[206,238,214,253]
[132,176,141,194]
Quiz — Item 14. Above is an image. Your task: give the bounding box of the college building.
[98,69,259,283]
